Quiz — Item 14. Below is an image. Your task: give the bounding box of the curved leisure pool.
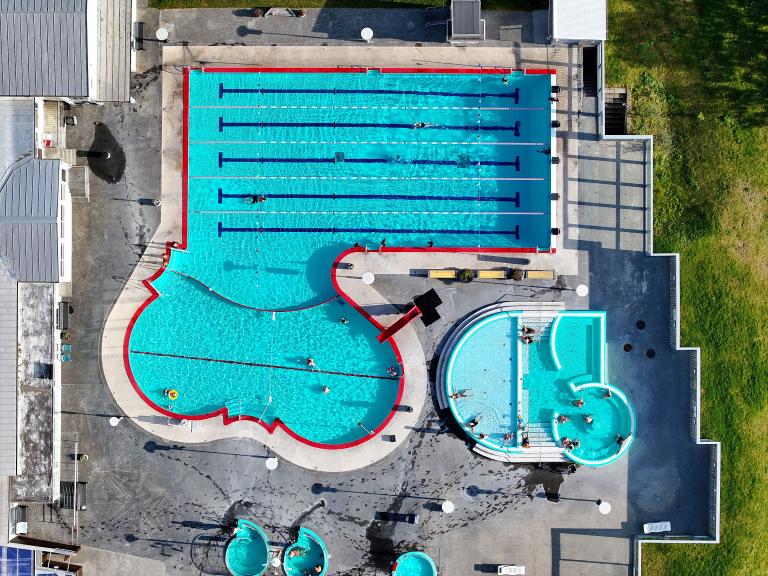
[126,68,555,447]
[445,310,635,466]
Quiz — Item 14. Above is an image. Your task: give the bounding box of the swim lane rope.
[164,268,338,313]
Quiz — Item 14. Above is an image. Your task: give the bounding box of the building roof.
[0,265,18,477]
[0,99,34,181]
[0,157,60,282]
[10,282,55,502]
[0,0,89,97]
[551,0,607,41]
[450,0,482,38]
[96,0,132,102]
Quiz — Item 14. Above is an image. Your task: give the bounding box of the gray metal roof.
[0,264,18,477]
[0,0,89,97]
[0,157,60,282]
[0,98,35,181]
[96,0,132,102]
[451,0,482,38]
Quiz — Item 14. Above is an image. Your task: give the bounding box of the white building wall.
[58,169,73,284]
[552,0,607,42]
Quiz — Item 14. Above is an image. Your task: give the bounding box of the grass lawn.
[148,0,548,10]
[607,0,768,574]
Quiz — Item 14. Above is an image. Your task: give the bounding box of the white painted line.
[190,140,546,146]
[192,105,545,111]
[191,176,546,181]
[195,210,545,216]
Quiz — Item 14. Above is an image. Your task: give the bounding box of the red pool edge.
[121,66,555,451]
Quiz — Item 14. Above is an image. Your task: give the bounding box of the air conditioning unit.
[15,521,28,535]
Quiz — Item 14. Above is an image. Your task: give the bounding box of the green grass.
[148,0,548,11]
[607,1,768,574]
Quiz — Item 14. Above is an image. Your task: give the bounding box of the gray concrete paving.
[156,8,548,48]
[18,6,715,576]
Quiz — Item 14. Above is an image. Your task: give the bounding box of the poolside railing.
[706,442,721,540]
[597,41,655,256]
[669,257,679,349]
[688,349,699,441]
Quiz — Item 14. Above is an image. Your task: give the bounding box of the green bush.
[458,269,474,283]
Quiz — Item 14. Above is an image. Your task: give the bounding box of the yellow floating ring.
[167,389,179,401]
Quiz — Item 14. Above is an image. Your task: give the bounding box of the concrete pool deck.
[35,20,717,575]
[100,45,577,471]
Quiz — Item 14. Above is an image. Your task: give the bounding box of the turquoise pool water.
[128,69,553,446]
[444,312,520,446]
[283,528,328,576]
[393,552,437,576]
[225,519,270,576]
[445,310,635,466]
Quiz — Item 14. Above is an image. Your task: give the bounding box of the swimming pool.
[283,527,329,576]
[445,309,635,466]
[392,551,437,576]
[126,67,555,447]
[225,519,270,576]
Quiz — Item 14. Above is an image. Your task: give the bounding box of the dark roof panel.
[451,0,482,37]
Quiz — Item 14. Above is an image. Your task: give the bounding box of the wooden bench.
[525,270,555,280]
[428,269,457,279]
[476,270,507,279]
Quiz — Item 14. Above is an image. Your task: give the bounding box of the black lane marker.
[218,117,522,135]
[218,83,520,103]
[217,152,521,169]
[217,189,521,207]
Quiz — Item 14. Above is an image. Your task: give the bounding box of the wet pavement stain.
[521,463,576,502]
[290,499,327,537]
